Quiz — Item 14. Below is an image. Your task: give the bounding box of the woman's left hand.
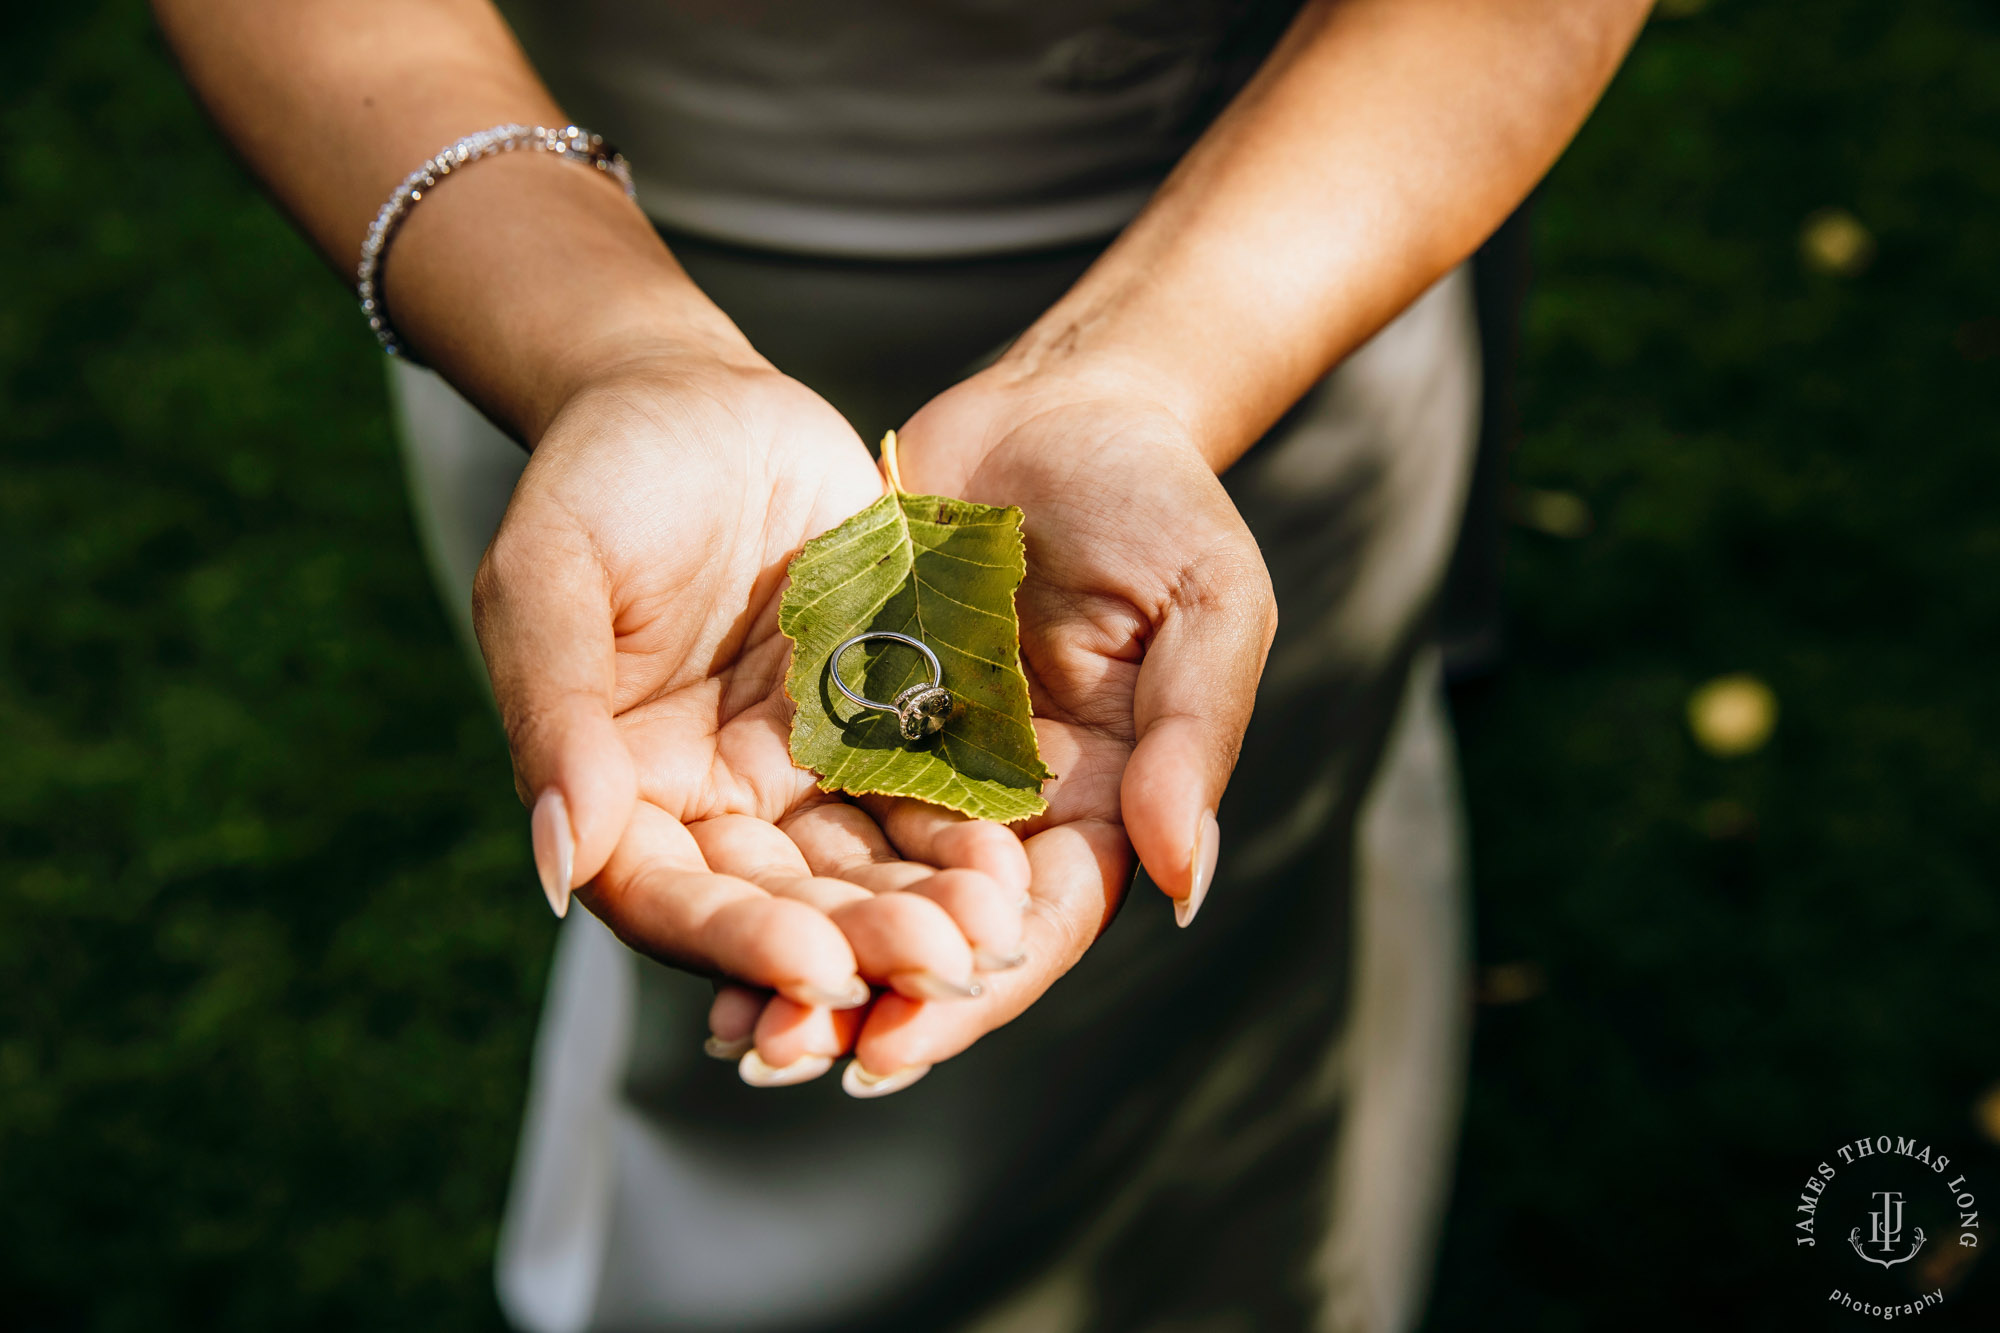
[722,362,1277,1090]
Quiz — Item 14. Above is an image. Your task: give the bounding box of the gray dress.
[392,4,1480,1328]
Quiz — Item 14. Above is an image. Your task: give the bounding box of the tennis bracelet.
[356,123,635,357]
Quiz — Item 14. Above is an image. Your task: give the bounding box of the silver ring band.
[830,631,942,712]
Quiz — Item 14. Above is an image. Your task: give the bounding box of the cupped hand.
[474,352,1031,1031]
[721,364,1277,1091]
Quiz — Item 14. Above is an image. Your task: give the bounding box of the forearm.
[152,0,748,440]
[999,0,1652,470]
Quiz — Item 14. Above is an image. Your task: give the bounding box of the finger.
[851,818,1131,1080]
[687,813,817,885]
[670,814,981,1001]
[776,803,1004,990]
[1121,550,1275,927]
[860,797,1033,897]
[732,867,1003,995]
[586,804,867,1008]
[689,818,891,932]
[780,801,935,891]
[762,875,876,914]
[829,892,982,1002]
[474,505,638,918]
[809,804,1029,963]
[704,983,765,1060]
[893,869,1027,971]
[748,994,867,1070]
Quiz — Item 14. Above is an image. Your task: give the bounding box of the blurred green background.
[3,1,1997,1328]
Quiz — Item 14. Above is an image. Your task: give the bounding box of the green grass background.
[3,1,1997,1328]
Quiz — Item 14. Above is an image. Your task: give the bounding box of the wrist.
[529,339,786,459]
[377,149,760,442]
[526,301,766,446]
[978,342,1224,471]
[988,293,1282,472]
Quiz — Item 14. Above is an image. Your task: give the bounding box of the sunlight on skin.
[476,357,1034,1026]
[150,0,1654,1096]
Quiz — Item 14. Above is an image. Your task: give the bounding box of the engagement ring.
[830,631,955,740]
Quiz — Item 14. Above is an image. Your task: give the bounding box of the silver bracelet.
[355,123,635,358]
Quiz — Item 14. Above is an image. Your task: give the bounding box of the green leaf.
[779,435,1051,823]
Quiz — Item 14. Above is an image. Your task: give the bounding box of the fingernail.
[973,947,1027,972]
[891,970,983,1001]
[842,1060,933,1099]
[532,788,575,919]
[1177,810,1220,929]
[704,1034,753,1061]
[792,977,872,1010]
[738,1050,834,1088]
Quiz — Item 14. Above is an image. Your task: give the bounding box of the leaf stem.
[881,430,905,495]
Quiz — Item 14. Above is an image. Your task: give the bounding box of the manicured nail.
[792,977,872,1010]
[531,788,575,919]
[891,970,983,1001]
[842,1060,933,1099]
[738,1050,834,1088]
[973,947,1027,972]
[1177,810,1220,929]
[703,1034,753,1061]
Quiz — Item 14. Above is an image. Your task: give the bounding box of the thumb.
[473,513,639,919]
[1119,551,1275,929]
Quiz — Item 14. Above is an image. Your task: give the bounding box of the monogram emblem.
[1848,1190,1927,1269]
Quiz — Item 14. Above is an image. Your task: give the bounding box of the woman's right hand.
[474,351,1031,1055]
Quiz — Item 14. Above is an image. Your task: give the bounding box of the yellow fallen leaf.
[1509,486,1593,539]
[1800,208,1875,276]
[1688,673,1778,757]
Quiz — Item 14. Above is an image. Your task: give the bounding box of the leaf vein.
[911,573,1011,621]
